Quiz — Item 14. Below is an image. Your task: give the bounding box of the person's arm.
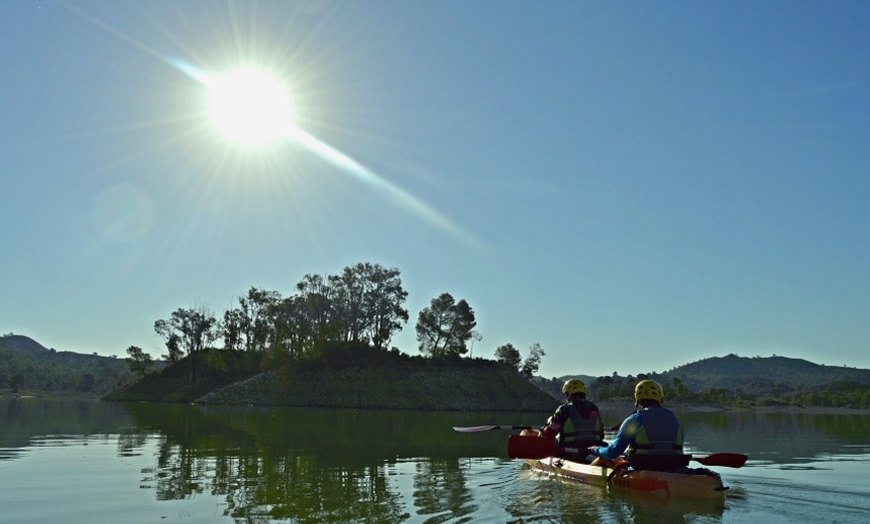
[589,414,640,459]
[541,405,568,440]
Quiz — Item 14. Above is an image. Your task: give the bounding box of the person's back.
[626,401,688,470]
[542,379,604,462]
[560,397,604,448]
[589,380,690,471]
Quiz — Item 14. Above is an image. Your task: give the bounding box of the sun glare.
[208,68,295,147]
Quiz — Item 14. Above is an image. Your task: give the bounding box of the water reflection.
[3,399,870,522]
[0,398,135,460]
[670,409,870,468]
[120,403,518,522]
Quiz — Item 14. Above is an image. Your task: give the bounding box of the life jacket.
[558,400,602,449]
[630,406,684,455]
[628,406,689,470]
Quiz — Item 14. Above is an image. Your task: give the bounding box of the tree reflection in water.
[120,403,503,522]
[5,400,870,522]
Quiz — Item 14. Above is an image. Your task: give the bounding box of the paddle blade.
[508,435,560,459]
[693,453,748,468]
[453,425,502,433]
[453,425,533,433]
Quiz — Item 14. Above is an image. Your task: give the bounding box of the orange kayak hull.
[526,456,728,501]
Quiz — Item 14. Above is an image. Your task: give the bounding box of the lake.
[1,399,869,523]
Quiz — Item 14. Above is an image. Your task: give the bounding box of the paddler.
[540,379,606,463]
[587,379,691,471]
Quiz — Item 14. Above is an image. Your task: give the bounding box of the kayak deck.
[526,456,728,501]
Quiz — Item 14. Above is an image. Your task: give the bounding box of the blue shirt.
[590,412,643,460]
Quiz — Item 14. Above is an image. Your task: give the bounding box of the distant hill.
[661,354,870,396]
[533,355,870,407]
[0,334,135,396]
[530,374,597,399]
[1,334,54,355]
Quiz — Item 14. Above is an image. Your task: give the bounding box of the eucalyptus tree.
[293,273,340,355]
[329,265,368,344]
[271,295,305,359]
[365,264,409,350]
[221,308,245,352]
[328,262,408,349]
[238,287,283,352]
[415,292,477,358]
[162,332,182,363]
[330,263,409,350]
[126,345,154,378]
[153,305,219,384]
[154,306,219,359]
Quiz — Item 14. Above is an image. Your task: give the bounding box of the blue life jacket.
[630,406,684,457]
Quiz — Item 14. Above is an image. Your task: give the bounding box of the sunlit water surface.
[1,399,869,523]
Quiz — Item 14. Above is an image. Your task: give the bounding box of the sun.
[207,68,295,147]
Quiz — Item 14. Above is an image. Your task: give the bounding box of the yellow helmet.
[562,379,587,396]
[634,380,664,402]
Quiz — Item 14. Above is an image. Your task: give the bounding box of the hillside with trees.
[536,354,870,409]
[7,260,869,410]
[667,354,870,391]
[107,342,556,411]
[5,262,556,408]
[139,263,493,386]
[151,263,422,369]
[0,334,134,396]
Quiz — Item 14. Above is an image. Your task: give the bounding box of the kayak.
[524,455,728,501]
[512,430,729,501]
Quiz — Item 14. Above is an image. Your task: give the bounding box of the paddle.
[453,425,534,433]
[507,435,748,468]
[692,453,748,468]
[508,434,574,459]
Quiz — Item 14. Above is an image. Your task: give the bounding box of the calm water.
[1,399,869,523]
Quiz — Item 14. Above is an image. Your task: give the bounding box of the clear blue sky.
[2,1,868,379]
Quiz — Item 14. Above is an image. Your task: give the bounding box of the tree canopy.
[154,262,411,365]
[415,293,478,358]
[520,343,545,378]
[494,343,522,369]
[126,345,154,378]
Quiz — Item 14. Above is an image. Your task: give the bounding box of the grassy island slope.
[106,345,557,411]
